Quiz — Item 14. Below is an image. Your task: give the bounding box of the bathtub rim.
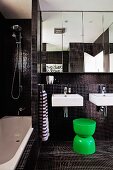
[0,116,33,170]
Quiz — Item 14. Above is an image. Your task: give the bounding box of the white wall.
[84,51,103,72]
[110,53,113,72]
[84,52,95,72]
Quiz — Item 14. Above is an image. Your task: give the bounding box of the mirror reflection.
[40,11,113,73]
[109,17,113,72]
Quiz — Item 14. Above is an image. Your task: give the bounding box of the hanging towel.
[39,90,50,141]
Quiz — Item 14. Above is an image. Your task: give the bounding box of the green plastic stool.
[73,118,96,155]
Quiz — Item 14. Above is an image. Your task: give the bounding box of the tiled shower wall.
[0,13,31,117]
[3,19,31,117]
[39,73,113,141]
[0,13,6,117]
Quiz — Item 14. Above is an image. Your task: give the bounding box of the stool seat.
[73,118,96,155]
[73,118,96,137]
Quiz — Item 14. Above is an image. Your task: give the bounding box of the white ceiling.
[0,0,113,19]
[0,0,32,19]
[39,0,113,11]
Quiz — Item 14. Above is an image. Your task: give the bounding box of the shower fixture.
[18,107,25,116]
[11,25,22,44]
[11,25,23,100]
[11,25,22,32]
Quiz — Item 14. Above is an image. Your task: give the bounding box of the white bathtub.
[0,116,33,170]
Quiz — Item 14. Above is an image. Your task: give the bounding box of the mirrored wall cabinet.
[39,12,113,73]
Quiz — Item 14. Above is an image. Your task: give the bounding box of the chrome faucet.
[64,87,67,96]
[102,86,106,95]
[18,107,25,116]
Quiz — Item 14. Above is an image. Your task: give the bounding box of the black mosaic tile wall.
[0,17,31,117]
[41,51,69,72]
[38,73,113,141]
[0,13,6,118]
[31,0,41,129]
[69,43,84,72]
[40,73,113,84]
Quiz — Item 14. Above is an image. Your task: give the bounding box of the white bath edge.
[0,127,33,170]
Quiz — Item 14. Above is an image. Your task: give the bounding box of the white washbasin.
[89,93,113,106]
[52,94,83,107]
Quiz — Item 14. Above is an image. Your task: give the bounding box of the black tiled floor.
[35,140,113,170]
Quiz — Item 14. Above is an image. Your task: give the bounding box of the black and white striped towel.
[39,90,50,141]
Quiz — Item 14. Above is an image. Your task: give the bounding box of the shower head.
[11,25,22,32]
[11,25,22,43]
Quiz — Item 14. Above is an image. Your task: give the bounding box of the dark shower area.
[0,13,31,118]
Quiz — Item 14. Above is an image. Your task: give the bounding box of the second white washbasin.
[52,94,83,107]
[89,93,113,106]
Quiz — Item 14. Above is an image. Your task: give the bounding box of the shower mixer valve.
[18,107,25,115]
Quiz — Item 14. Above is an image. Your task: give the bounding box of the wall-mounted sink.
[52,94,83,107]
[89,93,113,106]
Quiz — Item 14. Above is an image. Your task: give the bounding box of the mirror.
[40,11,113,73]
[108,13,113,72]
